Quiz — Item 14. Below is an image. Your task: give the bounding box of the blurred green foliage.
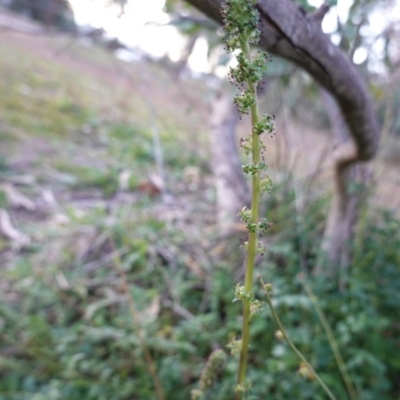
[0,183,399,400]
[0,6,399,399]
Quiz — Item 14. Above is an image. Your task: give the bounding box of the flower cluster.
[253,113,275,136]
[242,162,268,175]
[298,361,315,381]
[191,350,227,400]
[221,0,277,395]
[238,208,272,235]
[263,282,273,293]
[234,89,255,115]
[234,381,252,395]
[233,284,264,321]
[260,176,273,193]
[227,338,242,356]
[221,0,260,52]
[223,0,275,246]
[258,218,272,234]
[237,206,252,223]
[240,240,265,254]
[274,330,284,341]
[249,299,263,320]
[230,52,268,85]
[233,283,254,302]
[239,136,253,155]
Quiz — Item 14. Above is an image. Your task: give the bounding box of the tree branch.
[168,14,218,30]
[182,0,379,161]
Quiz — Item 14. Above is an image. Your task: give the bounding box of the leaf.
[84,294,128,321]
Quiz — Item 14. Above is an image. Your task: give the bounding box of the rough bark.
[183,0,380,269]
[319,89,369,273]
[182,0,378,160]
[209,91,250,234]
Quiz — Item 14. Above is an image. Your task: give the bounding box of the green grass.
[0,29,399,400]
[0,45,90,138]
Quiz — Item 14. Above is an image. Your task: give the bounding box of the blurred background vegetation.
[0,0,399,399]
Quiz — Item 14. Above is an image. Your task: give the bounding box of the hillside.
[0,9,400,400]
[1,18,399,233]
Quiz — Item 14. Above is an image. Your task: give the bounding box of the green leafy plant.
[220,1,273,395]
[1,187,399,400]
[259,276,338,400]
[1,2,400,399]
[221,2,340,399]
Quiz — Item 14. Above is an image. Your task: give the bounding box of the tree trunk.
[209,91,250,234]
[173,34,199,80]
[183,0,379,267]
[319,89,354,271]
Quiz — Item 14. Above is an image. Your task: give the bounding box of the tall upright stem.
[259,277,338,400]
[236,39,261,398]
[300,277,358,400]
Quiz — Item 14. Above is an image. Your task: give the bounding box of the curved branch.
[182,0,379,161]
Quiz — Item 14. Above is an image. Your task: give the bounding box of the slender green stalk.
[236,39,261,393]
[300,276,358,400]
[221,2,275,397]
[259,276,339,400]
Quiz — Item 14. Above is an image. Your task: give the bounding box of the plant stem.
[300,276,358,400]
[236,39,261,398]
[259,276,339,400]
